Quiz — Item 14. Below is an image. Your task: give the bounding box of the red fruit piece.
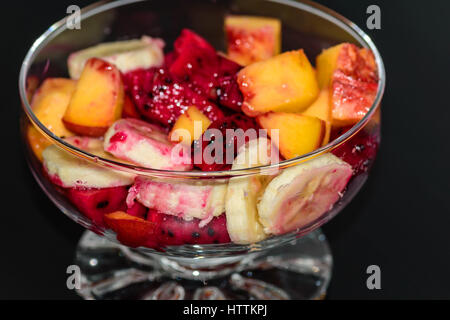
[216,75,243,112]
[126,200,148,219]
[169,29,219,96]
[147,210,230,246]
[332,70,378,125]
[164,51,177,68]
[218,54,242,76]
[122,67,155,112]
[331,128,379,175]
[193,113,259,171]
[65,186,128,227]
[169,29,243,101]
[104,211,156,248]
[123,67,224,126]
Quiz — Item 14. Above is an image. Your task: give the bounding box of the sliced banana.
[68,36,164,79]
[127,176,227,225]
[42,137,134,189]
[104,118,193,171]
[257,153,352,235]
[225,137,279,244]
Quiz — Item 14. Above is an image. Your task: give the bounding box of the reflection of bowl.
[19,0,385,300]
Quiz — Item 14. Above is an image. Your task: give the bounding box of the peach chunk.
[257,112,325,160]
[302,89,332,146]
[26,75,40,101]
[27,126,52,162]
[104,211,156,248]
[27,78,76,161]
[225,15,281,66]
[316,43,378,126]
[63,58,124,137]
[169,106,211,145]
[31,78,77,138]
[238,50,319,117]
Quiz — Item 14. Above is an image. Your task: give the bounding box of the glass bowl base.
[74,229,332,300]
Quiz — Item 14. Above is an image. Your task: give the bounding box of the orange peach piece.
[315,44,345,89]
[303,89,332,146]
[238,50,319,117]
[27,125,53,161]
[63,58,124,137]
[225,15,281,66]
[169,106,212,145]
[31,78,77,138]
[257,112,325,159]
[104,211,155,248]
[26,75,40,102]
[316,43,378,126]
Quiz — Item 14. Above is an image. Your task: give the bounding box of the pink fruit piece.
[169,29,243,101]
[169,29,220,98]
[164,51,177,68]
[218,54,242,76]
[147,210,230,246]
[126,200,148,219]
[65,186,128,227]
[216,75,243,112]
[331,128,379,175]
[193,113,260,171]
[123,67,224,126]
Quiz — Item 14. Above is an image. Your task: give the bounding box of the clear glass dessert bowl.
[19,0,385,300]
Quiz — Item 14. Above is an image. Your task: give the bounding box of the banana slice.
[68,36,165,79]
[104,118,193,171]
[42,137,134,189]
[127,177,227,226]
[225,137,279,244]
[257,153,352,235]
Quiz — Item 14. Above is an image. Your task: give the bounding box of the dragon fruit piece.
[169,29,230,100]
[126,200,148,219]
[123,67,224,126]
[193,113,260,171]
[65,186,128,227]
[218,55,242,76]
[122,67,156,113]
[147,210,230,246]
[164,51,177,68]
[331,128,380,175]
[169,29,218,77]
[216,75,244,112]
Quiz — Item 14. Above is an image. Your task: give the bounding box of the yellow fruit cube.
[31,78,76,138]
[169,106,212,145]
[257,112,325,160]
[302,89,332,146]
[63,58,124,137]
[238,50,319,117]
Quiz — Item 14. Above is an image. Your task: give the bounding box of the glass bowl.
[19,0,385,300]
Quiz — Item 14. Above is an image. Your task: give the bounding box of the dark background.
[2,0,449,299]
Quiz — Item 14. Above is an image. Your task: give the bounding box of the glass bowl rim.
[19,0,386,178]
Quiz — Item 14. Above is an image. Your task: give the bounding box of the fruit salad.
[26,16,380,249]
